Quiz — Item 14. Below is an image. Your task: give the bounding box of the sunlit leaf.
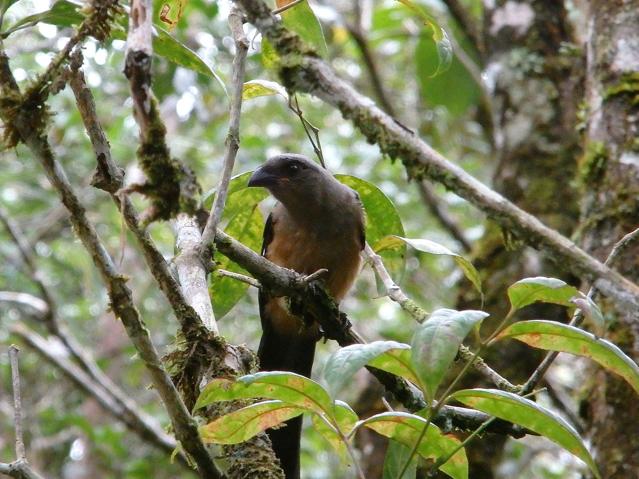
[497,320,639,395]
[324,341,411,396]
[336,175,406,281]
[153,25,226,93]
[507,277,579,313]
[195,372,333,416]
[312,400,358,461]
[368,346,420,387]
[1,0,83,38]
[383,440,417,479]
[276,0,328,57]
[376,235,482,296]
[452,389,600,478]
[199,400,304,444]
[415,34,480,116]
[397,0,452,76]
[357,412,468,479]
[411,308,488,400]
[157,0,188,30]
[209,203,263,318]
[243,79,289,101]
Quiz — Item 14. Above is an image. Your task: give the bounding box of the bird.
[247,153,365,478]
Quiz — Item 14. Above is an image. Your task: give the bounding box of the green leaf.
[260,38,280,69]
[383,441,417,479]
[202,171,269,210]
[323,341,411,396]
[1,0,83,38]
[368,346,420,387]
[209,203,263,318]
[153,25,226,92]
[397,0,452,77]
[311,400,358,461]
[199,400,304,444]
[276,0,328,57]
[0,0,20,28]
[336,175,406,281]
[156,0,188,30]
[415,34,480,116]
[376,236,482,297]
[195,372,333,417]
[497,320,639,395]
[358,412,468,479]
[507,277,579,313]
[411,309,488,400]
[452,389,600,478]
[571,296,608,337]
[243,79,289,100]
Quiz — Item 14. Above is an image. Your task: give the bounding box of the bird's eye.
[288,163,300,174]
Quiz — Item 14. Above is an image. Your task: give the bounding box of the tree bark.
[456,1,582,476]
[580,1,639,476]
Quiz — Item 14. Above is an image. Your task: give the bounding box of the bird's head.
[248,153,330,207]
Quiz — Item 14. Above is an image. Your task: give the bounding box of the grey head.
[247,153,362,228]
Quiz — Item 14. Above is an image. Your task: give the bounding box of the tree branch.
[232,0,639,313]
[1,198,183,460]
[213,229,526,436]
[0,346,46,479]
[10,324,183,462]
[0,56,221,479]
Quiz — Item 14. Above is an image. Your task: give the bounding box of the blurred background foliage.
[0,0,586,477]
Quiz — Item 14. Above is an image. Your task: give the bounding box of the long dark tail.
[258,328,316,479]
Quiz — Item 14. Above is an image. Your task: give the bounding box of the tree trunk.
[580,1,639,476]
[456,1,583,476]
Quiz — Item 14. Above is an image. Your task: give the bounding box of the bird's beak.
[248,167,277,188]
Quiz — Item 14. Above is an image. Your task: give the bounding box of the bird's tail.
[258,328,317,479]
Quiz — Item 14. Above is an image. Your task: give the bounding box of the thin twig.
[217,269,261,288]
[9,345,26,461]
[521,226,639,395]
[363,244,518,392]
[288,94,326,167]
[272,0,304,15]
[10,324,185,464]
[201,6,249,250]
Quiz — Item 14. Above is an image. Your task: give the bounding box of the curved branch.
[232,0,639,313]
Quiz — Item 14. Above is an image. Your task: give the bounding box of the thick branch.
[214,229,526,436]
[233,0,639,313]
[0,62,220,479]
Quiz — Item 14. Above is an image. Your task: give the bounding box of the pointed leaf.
[243,79,289,100]
[336,175,406,281]
[209,204,263,318]
[196,372,333,417]
[2,0,83,37]
[411,309,488,400]
[368,347,420,387]
[324,341,411,395]
[376,236,482,296]
[311,400,358,461]
[497,320,639,395]
[507,277,579,313]
[452,389,600,478]
[276,0,328,57]
[397,0,452,76]
[199,400,304,444]
[357,412,468,479]
[383,441,417,479]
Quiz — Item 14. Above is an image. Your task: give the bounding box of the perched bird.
[248,153,365,478]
